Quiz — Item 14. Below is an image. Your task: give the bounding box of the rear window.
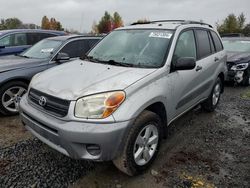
[195,30,211,59]
[211,31,223,52]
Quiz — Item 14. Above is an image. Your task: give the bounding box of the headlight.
[75,91,125,119]
[231,63,248,71]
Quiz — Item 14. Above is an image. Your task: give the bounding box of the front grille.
[28,88,70,117]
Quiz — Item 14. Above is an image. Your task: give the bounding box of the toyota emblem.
[38,96,47,107]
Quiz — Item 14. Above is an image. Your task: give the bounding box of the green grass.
[241,89,250,99]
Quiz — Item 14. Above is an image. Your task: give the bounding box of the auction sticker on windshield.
[149,32,172,39]
[41,48,54,53]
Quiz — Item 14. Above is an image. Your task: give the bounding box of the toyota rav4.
[19,20,227,176]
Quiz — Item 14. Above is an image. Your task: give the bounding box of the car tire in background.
[202,77,222,112]
[113,110,162,176]
[0,81,28,115]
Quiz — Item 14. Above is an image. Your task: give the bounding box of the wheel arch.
[218,72,225,93]
[144,101,168,139]
[0,77,30,88]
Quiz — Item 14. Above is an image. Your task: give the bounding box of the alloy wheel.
[2,86,27,113]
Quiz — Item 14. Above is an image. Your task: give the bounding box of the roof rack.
[131,20,213,28]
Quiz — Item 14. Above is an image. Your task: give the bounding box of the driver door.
[167,30,202,120]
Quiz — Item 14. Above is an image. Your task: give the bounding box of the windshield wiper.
[81,55,101,63]
[15,54,30,58]
[101,59,135,67]
[82,55,135,67]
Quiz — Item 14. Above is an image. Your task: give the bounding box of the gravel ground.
[0,139,95,188]
[0,86,249,188]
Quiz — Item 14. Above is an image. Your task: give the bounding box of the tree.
[217,14,238,34]
[238,13,246,30]
[242,24,250,36]
[41,16,50,29]
[0,19,6,30]
[3,18,22,29]
[97,11,113,33]
[216,13,248,35]
[92,11,124,34]
[113,12,123,29]
[41,16,63,30]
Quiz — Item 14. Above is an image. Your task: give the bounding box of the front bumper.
[226,70,245,83]
[19,95,130,161]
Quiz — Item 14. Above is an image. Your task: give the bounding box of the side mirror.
[174,57,196,71]
[56,52,70,62]
[0,45,5,49]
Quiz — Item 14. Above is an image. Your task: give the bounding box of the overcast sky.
[1,0,250,32]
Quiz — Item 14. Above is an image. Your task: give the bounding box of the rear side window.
[172,30,197,64]
[27,33,40,45]
[0,33,27,46]
[195,30,211,59]
[27,33,57,45]
[210,31,223,52]
[208,32,216,53]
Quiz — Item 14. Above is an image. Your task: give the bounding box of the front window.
[22,39,63,59]
[87,29,173,68]
[222,39,250,53]
[172,30,196,64]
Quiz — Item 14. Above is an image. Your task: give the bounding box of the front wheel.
[201,78,222,112]
[113,110,162,176]
[0,81,28,115]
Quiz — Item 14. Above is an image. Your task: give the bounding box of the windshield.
[22,39,63,59]
[222,40,250,53]
[87,29,173,68]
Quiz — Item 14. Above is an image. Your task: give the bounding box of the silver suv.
[19,20,227,176]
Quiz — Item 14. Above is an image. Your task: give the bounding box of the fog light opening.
[86,144,101,156]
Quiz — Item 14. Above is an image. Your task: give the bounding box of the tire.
[0,81,28,116]
[113,110,162,176]
[201,77,222,112]
[242,72,249,87]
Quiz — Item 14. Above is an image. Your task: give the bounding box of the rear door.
[193,29,221,100]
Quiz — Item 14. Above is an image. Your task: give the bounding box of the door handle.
[196,65,202,71]
[214,57,219,62]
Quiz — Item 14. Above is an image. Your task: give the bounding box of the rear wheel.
[201,77,222,112]
[0,81,28,115]
[113,110,162,176]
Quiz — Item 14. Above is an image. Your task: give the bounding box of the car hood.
[30,59,157,100]
[227,52,250,64]
[0,55,46,73]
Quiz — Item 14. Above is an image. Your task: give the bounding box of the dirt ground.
[0,115,31,148]
[0,86,249,188]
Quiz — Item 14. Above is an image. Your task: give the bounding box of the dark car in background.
[0,35,102,115]
[222,37,250,86]
[0,29,66,56]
